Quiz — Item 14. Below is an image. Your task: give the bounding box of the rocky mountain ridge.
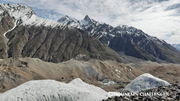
[58,15,180,63]
[1,3,180,63]
[0,3,121,63]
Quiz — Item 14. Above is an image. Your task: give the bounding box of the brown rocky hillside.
[0,58,142,93]
[5,25,121,63]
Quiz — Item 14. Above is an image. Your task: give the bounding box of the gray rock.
[84,66,108,81]
[84,66,98,79]
[97,73,105,81]
[102,79,110,83]
[74,54,90,61]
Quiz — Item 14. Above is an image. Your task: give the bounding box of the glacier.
[0,78,108,101]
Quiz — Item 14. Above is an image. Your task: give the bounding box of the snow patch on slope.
[3,20,17,43]
[23,14,63,27]
[80,19,88,25]
[0,78,108,101]
[124,73,170,93]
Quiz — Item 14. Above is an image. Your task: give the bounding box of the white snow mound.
[124,73,170,93]
[0,78,108,101]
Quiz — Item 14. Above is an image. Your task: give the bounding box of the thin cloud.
[1,0,180,44]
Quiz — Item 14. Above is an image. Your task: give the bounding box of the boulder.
[124,73,170,93]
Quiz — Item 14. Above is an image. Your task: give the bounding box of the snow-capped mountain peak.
[82,15,94,24]
[57,15,77,23]
[56,15,180,63]
[116,25,129,29]
[57,15,166,44]
[57,15,101,28]
[84,15,91,21]
[0,3,63,28]
[57,15,81,28]
[0,3,35,22]
[81,15,100,25]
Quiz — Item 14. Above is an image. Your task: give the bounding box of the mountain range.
[58,15,180,63]
[0,3,120,63]
[0,3,180,63]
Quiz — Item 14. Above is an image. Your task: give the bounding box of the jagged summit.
[57,15,81,28]
[116,25,129,28]
[81,15,100,26]
[84,15,91,21]
[80,15,93,25]
[57,15,99,28]
[58,15,75,22]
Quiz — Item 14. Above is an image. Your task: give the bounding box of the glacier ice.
[0,78,108,101]
[124,73,170,93]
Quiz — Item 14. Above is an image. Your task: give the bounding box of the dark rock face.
[0,11,15,59]
[104,83,180,101]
